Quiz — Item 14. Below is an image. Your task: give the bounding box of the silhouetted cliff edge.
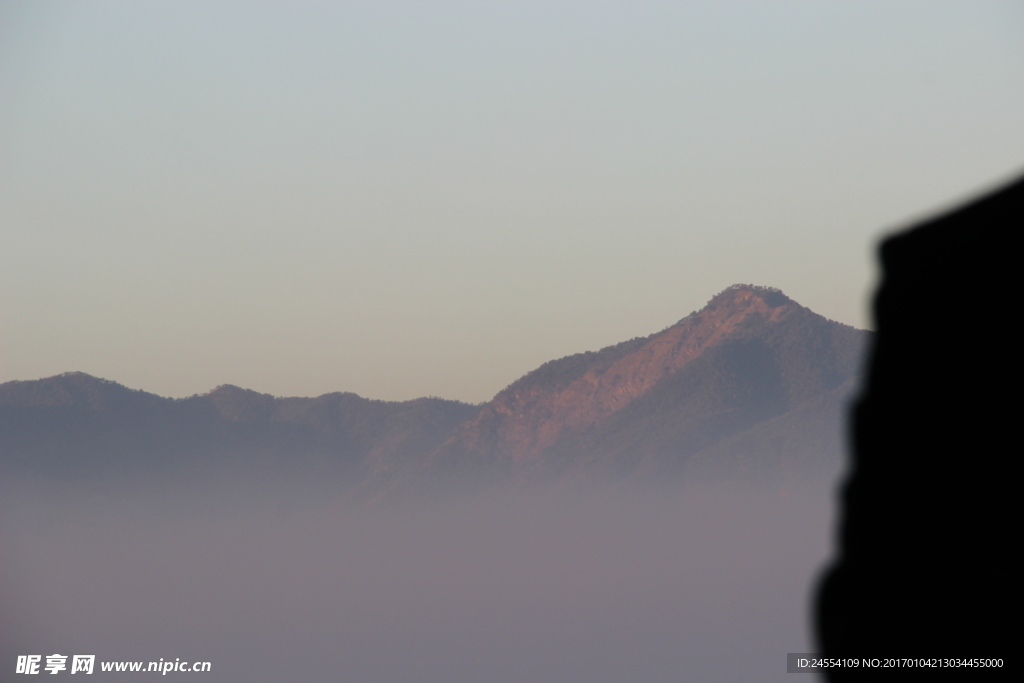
[816,175,1020,680]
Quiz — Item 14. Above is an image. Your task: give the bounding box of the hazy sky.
[3,1,1023,402]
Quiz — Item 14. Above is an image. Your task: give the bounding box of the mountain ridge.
[0,285,869,489]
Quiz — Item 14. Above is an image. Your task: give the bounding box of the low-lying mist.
[2,475,836,682]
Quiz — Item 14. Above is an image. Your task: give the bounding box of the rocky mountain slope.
[416,285,864,487]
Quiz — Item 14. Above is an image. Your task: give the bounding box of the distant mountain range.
[0,285,868,492]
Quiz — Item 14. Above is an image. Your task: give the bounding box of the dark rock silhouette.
[816,175,1020,679]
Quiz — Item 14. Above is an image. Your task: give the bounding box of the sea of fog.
[1,475,838,682]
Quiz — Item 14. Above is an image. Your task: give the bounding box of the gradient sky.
[3,1,1023,403]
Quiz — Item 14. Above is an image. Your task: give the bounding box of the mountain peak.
[0,371,156,410]
[667,284,800,340]
[687,283,793,319]
[429,285,858,469]
[203,384,279,423]
[706,283,793,308]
